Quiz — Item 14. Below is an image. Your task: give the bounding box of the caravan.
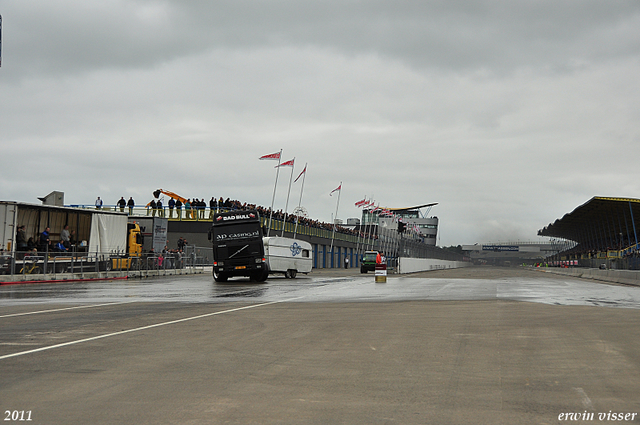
[208,211,313,282]
[263,237,312,279]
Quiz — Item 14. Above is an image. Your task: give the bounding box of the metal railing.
[68,205,364,242]
[0,246,213,280]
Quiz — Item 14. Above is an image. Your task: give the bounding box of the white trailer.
[263,237,313,278]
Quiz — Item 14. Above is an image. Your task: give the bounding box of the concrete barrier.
[533,267,640,287]
[0,267,211,285]
[398,257,471,274]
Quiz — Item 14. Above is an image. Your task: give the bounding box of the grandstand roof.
[538,197,640,248]
[388,203,438,212]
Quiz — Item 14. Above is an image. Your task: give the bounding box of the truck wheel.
[213,271,228,282]
[361,266,366,273]
[288,269,297,279]
[252,270,268,282]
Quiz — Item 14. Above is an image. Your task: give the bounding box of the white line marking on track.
[573,387,594,410]
[0,301,136,319]
[0,297,304,360]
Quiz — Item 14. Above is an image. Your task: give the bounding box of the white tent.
[88,213,127,254]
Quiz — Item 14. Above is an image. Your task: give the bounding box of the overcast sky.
[2,1,639,246]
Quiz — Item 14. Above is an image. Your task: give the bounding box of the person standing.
[209,197,216,219]
[127,197,135,215]
[175,199,182,219]
[194,199,200,219]
[149,199,156,216]
[197,198,204,219]
[39,227,51,253]
[61,225,71,249]
[157,199,164,217]
[95,197,103,210]
[168,198,175,219]
[185,199,192,219]
[117,197,126,212]
[16,225,28,253]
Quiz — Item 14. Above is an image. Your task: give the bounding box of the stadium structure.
[461,242,572,266]
[538,197,640,270]
[359,203,439,246]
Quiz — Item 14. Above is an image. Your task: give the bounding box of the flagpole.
[368,206,374,251]
[395,216,402,261]
[293,163,308,239]
[367,199,375,252]
[362,201,373,258]
[369,203,378,251]
[281,158,295,237]
[381,212,387,257]
[355,197,368,266]
[392,214,400,260]
[329,182,342,265]
[267,149,282,237]
[364,202,371,253]
[355,198,364,266]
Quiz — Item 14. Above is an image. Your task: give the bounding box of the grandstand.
[461,242,569,266]
[538,197,640,270]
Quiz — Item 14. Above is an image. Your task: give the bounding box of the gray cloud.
[8,1,640,77]
[2,1,640,245]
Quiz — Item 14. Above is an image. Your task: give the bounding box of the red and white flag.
[259,152,281,160]
[276,159,294,168]
[355,198,367,207]
[294,164,307,182]
[330,184,341,196]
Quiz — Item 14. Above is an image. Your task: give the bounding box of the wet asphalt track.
[1,267,640,424]
[2,266,640,308]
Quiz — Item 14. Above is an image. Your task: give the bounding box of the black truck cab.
[208,210,268,282]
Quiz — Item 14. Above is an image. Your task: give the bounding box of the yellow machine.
[152,188,195,219]
[153,189,188,204]
[111,222,143,270]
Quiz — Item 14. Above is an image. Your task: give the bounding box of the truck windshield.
[216,240,263,260]
[363,253,377,262]
[213,224,261,242]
